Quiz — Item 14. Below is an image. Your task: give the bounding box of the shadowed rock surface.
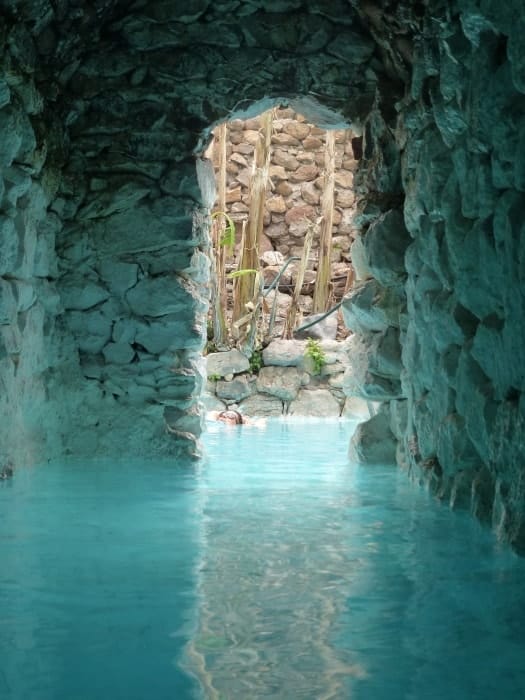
[1,1,525,549]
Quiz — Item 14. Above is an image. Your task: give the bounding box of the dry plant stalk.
[211,122,229,346]
[283,220,316,339]
[313,129,335,313]
[232,110,273,336]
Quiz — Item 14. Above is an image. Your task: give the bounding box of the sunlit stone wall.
[1,1,524,549]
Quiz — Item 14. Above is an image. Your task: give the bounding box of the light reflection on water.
[188,418,525,700]
[1,419,525,699]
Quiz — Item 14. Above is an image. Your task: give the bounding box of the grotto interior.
[1,0,525,551]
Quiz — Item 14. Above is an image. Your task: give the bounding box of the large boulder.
[216,375,256,402]
[363,210,411,287]
[262,339,306,366]
[288,388,341,416]
[206,349,250,377]
[341,279,404,333]
[294,312,338,340]
[256,365,305,401]
[239,394,283,417]
[349,405,397,464]
[342,331,404,400]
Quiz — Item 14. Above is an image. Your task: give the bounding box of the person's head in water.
[217,410,244,425]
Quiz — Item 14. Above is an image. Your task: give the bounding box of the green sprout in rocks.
[249,349,263,374]
[305,338,326,375]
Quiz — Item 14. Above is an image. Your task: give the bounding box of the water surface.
[1,419,525,699]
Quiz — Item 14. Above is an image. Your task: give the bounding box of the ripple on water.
[184,418,525,700]
[1,421,525,699]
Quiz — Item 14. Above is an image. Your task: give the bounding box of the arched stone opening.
[1,2,525,550]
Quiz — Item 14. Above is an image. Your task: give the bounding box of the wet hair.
[218,410,244,425]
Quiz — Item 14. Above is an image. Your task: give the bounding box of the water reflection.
[187,418,525,700]
[186,419,368,698]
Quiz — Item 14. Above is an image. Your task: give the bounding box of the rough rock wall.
[343,1,525,552]
[400,3,525,551]
[0,1,377,463]
[1,1,525,549]
[0,16,69,464]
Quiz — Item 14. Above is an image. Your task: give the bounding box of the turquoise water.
[1,419,525,699]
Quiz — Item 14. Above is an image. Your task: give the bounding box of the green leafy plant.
[249,349,263,374]
[305,338,326,375]
[207,373,221,382]
[226,268,258,280]
[211,210,236,248]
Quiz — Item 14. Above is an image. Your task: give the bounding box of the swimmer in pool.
[207,410,266,427]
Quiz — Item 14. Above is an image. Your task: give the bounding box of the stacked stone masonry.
[208,109,356,324]
[1,1,525,551]
[204,340,373,420]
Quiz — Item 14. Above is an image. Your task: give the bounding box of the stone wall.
[204,340,371,419]
[209,110,356,306]
[1,1,525,549]
[340,2,525,551]
[0,28,68,465]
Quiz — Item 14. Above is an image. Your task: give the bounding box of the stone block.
[0,280,17,325]
[103,341,136,365]
[349,405,397,465]
[350,235,372,281]
[453,349,495,460]
[364,210,411,286]
[289,164,319,182]
[3,166,32,208]
[0,80,10,109]
[342,332,404,400]
[261,250,285,267]
[273,150,299,170]
[370,327,403,379]
[342,396,373,419]
[98,260,139,296]
[0,216,18,275]
[288,388,341,416]
[126,275,205,318]
[283,121,310,140]
[14,281,36,313]
[206,349,250,377]
[67,310,113,354]
[239,393,283,417]
[335,189,355,208]
[389,399,408,439]
[334,171,354,188]
[269,164,289,180]
[60,275,110,311]
[262,339,306,366]
[271,132,300,147]
[303,136,323,150]
[265,221,287,239]
[294,312,338,340]
[300,181,320,205]
[256,365,303,401]
[216,375,255,401]
[341,279,402,333]
[436,412,481,475]
[266,195,287,213]
[112,318,137,344]
[285,204,316,226]
[0,105,23,166]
